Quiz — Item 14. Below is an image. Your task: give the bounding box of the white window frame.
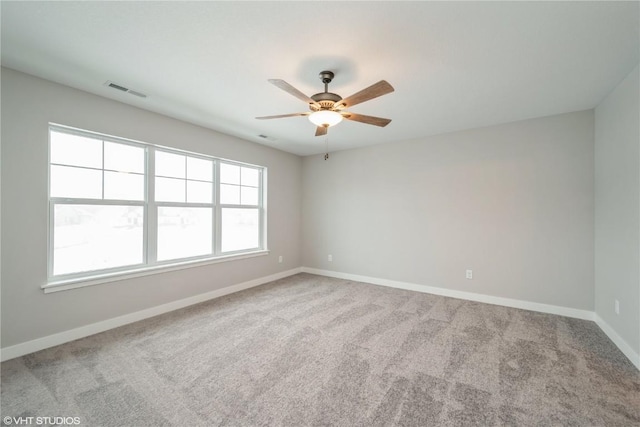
[45,124,268,292]
[217,160,265,255]
[152,148,217,264]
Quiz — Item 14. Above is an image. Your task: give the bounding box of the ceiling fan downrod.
[319,70,334,93]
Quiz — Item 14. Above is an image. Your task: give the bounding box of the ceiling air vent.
[257,134,277,141]
[104,81,147,98]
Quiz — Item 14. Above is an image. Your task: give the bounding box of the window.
[154,150,215,261]
[48,125,266,283]
[219,163,261,253]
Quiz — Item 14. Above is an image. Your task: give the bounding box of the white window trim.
[42,250,269,293]
[45,124,268,292]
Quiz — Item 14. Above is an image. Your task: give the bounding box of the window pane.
[156,151,185,178]
[187,157,213,181]
[104,171,144,201]
[155,177,185,203]
[51,165,102,199]
[241,167,260,187]
[221,208,259,252]
[104,141,144,173]
[187,180,212,203]
[220,163,240,184]
[53,204,143,276]
[241,186,259,205]
[157,207,212,261]
[50,131,102,169]
[220,184,240,205]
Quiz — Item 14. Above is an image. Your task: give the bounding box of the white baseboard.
[0,268,302,362]
[594,314,640,370]
[302,267,595,320]
[302,267,640,370]
[4,266,639,372]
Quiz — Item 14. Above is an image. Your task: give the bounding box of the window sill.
[42,250,270,293]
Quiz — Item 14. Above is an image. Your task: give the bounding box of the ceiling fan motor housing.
[310,92,342,111]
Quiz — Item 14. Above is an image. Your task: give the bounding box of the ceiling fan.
[256,71,394,136]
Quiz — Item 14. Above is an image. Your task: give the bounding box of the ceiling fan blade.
[269,79,318,106]
[342,112,392,127]
[334,80,394,109]
[315,126,328,137]
[255,113,310,120]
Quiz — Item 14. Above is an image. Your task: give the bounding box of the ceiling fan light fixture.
[309,110,343,128]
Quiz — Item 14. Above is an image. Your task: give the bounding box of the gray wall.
[1,68,303,348]
[594,64,640,354]
[5,63,635,358]
[302,110,595,310]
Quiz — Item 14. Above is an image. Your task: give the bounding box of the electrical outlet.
[328,254,333,262]
[615,299,620,315]
[278,255,283,263]
[466,269,473,279]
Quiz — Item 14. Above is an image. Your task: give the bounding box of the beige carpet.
[2,273,639,426]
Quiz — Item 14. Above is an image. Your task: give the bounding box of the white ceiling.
[2,1,638,156]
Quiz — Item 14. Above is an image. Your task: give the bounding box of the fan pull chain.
[324,135,329,160]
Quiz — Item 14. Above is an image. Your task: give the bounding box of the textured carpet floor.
[2,273,639,426]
